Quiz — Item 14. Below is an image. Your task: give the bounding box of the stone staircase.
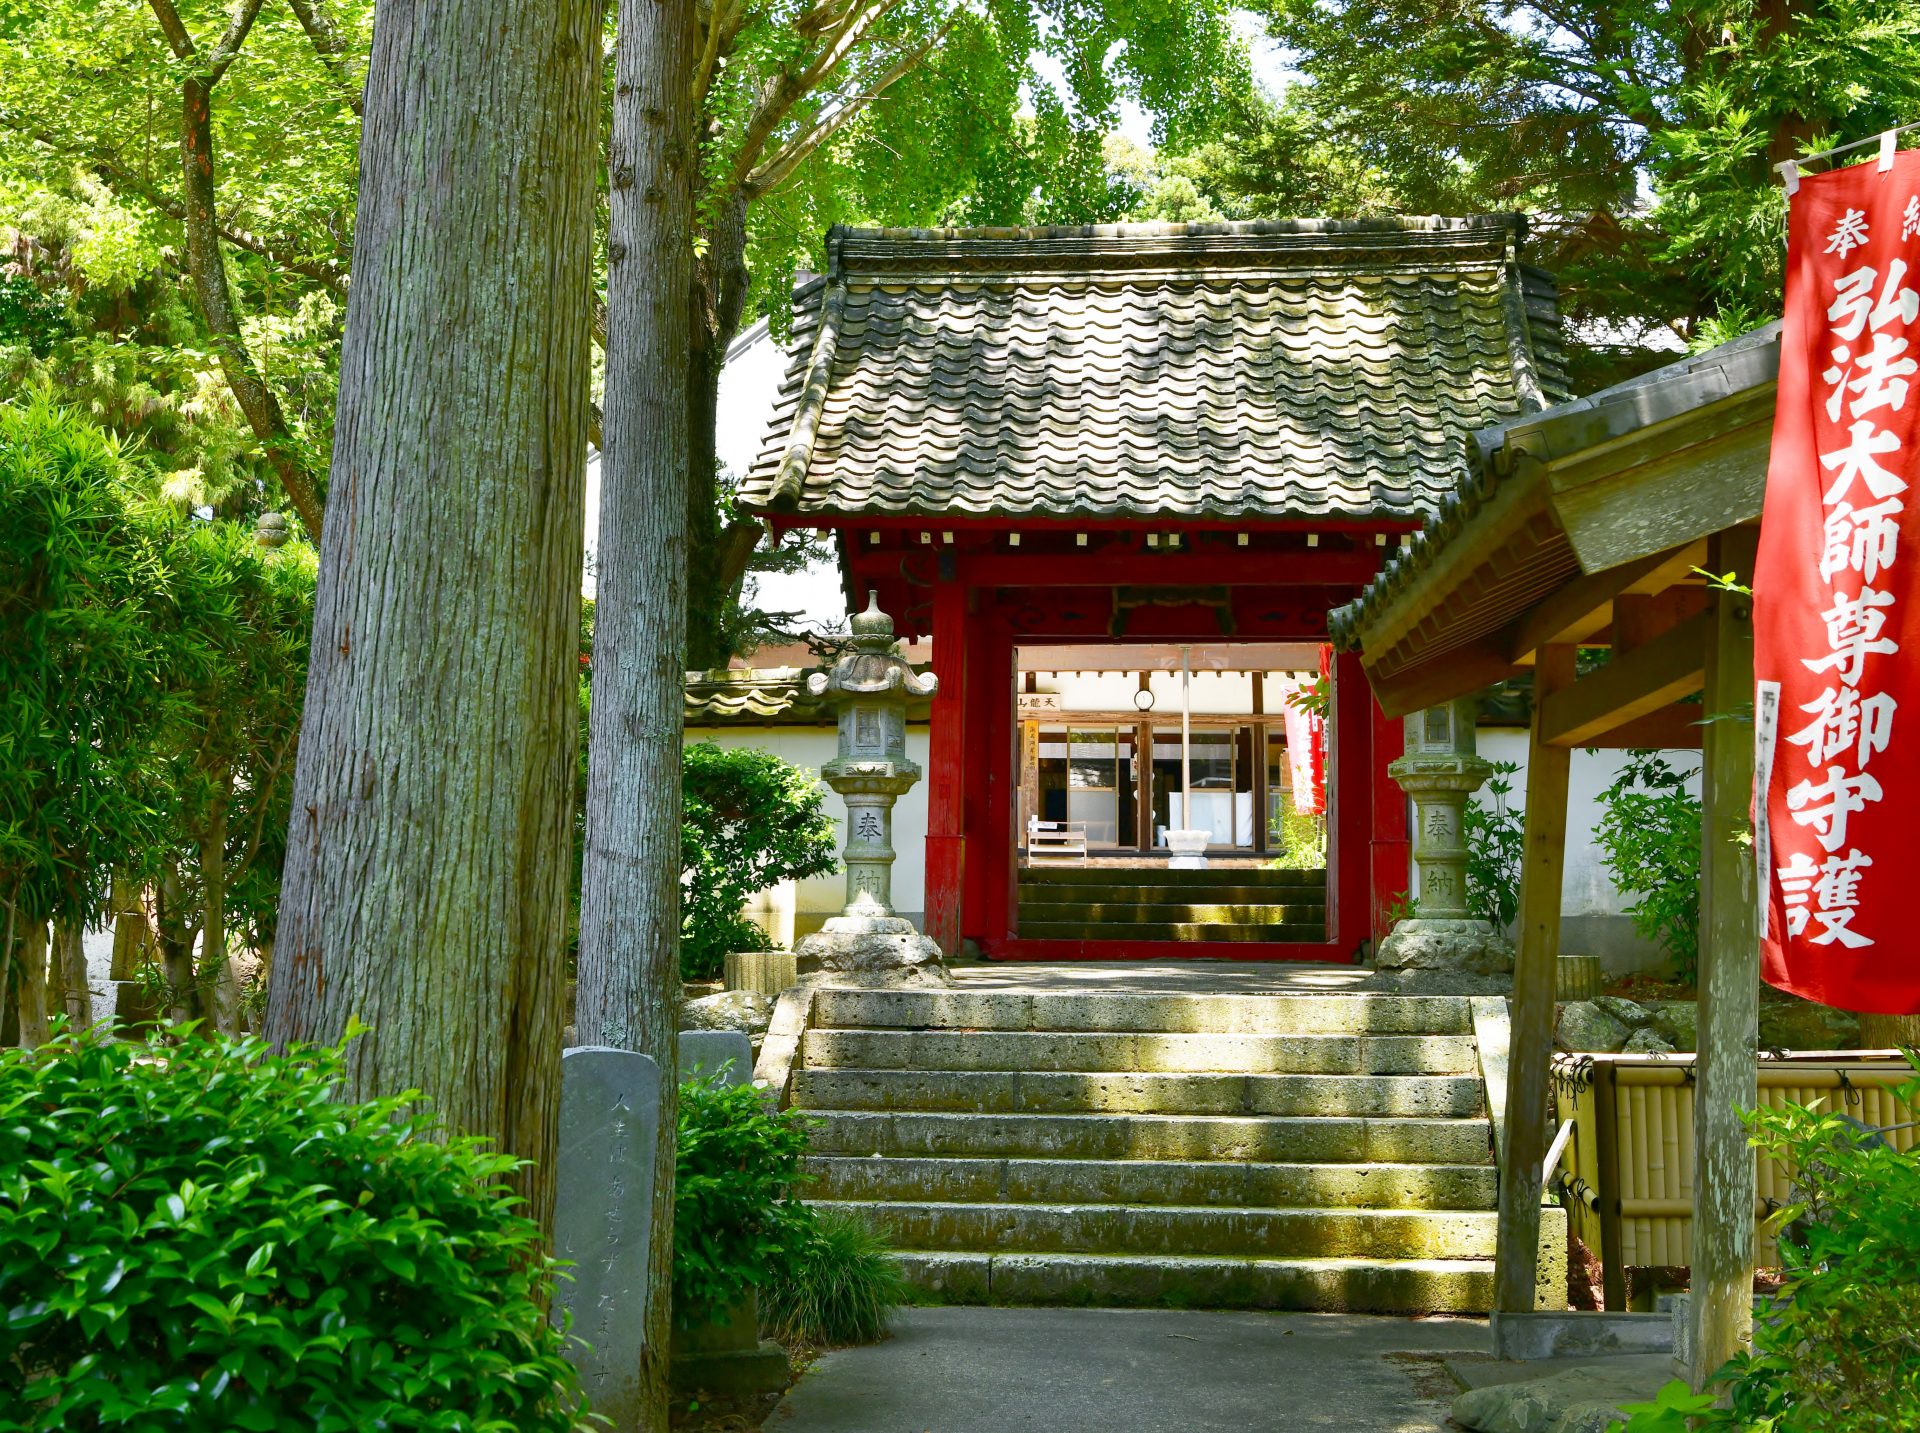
[792,987,1500,1313]
[1016,865,1327,944]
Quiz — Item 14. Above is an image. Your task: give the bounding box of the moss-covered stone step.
[809,989,1474,1036]
[792,1068,1486,1118]
[804,1109,1493,1164]
[1017,884,1327,907]
[801,1155,1500,1210]
[1015,920,1328,943]
[1015,900,1325,924]
[822,1200,1499,1261]
[1016,866,1327,889]
[895,1250,1495,1315]
[799,1027,1483,1075]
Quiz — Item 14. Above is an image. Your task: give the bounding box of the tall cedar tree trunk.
[266,0,600,1232]
[685,194,753,670]
[576,0,700,1419]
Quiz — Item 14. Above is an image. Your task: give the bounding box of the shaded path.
[768,1307,1490,1433]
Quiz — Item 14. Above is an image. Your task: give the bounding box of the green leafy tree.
[1465,761,1525,929]
[143,518,316,1027]
[1214,0,1920,386]
[0,0,365,535]
[681,741,839,980]
[1593,752,1703,982]
[0,396,172,1044]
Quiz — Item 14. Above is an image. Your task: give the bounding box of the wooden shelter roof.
[1330,323,1781,719]
[741,217,1570,525]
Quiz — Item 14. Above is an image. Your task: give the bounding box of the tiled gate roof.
[740,218,1569,524]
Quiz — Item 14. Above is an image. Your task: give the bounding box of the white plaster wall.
[691,725,931,940]
[1455,730,1704,975]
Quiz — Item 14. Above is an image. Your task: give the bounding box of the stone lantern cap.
[807,592,940,704]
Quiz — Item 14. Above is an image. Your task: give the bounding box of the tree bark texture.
[576,0,700,1421]
[200,781,237,1033]
[1689,534,1760,1390]
[51,919,88,1028]
[685,194,753,670]
[14,921,50,1048]
[107,872,153,981]
[1858,1013,1920,1047]
[266,0,600,1236]
[156,861,201,1024]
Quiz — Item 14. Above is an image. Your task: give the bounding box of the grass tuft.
[761,1208,905,1347]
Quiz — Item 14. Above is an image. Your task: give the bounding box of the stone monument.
[1375,696,1515,976]
[792,593,949,986]
[553,1047,661,1429]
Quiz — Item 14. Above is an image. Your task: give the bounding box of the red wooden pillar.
[969,614,1013,950]
[1328,650,1374,960]
[924,580,967,954]
[1370,692,1411,950]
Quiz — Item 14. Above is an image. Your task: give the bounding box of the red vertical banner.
[1755,149,1920,1015]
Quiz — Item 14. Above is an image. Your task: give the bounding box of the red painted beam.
[957,552,1383,587]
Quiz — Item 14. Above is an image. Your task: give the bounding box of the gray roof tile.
[741,218,1569,523]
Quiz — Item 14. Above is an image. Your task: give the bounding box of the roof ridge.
[830,215,1530,244]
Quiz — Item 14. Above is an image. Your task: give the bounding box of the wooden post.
[924,580,967,955]
[1689,528,1760,1389]
[1593,1060,1627,1311]
[1495,643,1575,1312]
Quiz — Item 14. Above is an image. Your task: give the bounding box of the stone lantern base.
[794,914,951,987]
[1375,917,1515,977]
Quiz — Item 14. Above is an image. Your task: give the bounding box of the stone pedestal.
[795,915,949,987]
[670,1290,790,1398]
[792,594,949,987]
[1375,917,1516,975]
[1164,829,1210,870]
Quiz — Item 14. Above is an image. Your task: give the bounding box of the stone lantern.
[1375,695,1515,976]
[792,593,950,986]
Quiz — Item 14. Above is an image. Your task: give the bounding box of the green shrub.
[1612,1058,1920,1431]
[680,742,838,981]
[1593,752,1702,982]
[760,1206,904,1347]
[1465,760,1524,928]
[0,1025,587,1431]
[673,1072,812,1321]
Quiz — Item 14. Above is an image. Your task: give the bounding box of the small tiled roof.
[741,218,1569,524]
[1329,322,1782,652]
[684,669,932,726]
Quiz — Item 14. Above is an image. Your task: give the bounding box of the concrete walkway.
[767,1307,1492,1432]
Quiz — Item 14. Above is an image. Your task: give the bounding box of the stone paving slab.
[767,1306,1490,1432]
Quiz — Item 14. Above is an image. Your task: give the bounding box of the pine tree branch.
[285,0,366,115]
